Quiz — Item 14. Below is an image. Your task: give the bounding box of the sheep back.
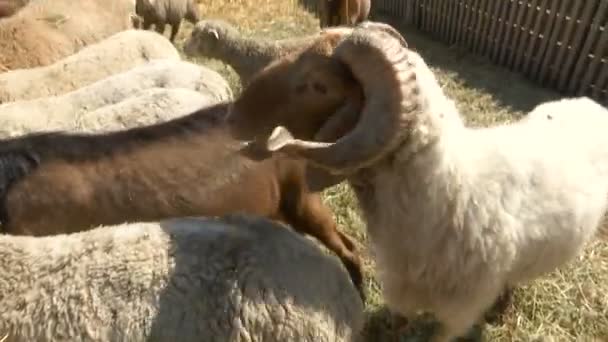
[77,87,219,132]
[0,0,136,70]
[0,30,180,104]
[0,59,233,138]
[0,214,364,342]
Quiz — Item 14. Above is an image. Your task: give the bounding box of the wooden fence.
[371,0,608,104]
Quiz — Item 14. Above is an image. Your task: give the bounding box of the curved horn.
[267,27,418,174]
[356,21,408,47]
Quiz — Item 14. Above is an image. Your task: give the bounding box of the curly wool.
[0,59,232,138]
[0,30,180,104]
[0,215,364,342]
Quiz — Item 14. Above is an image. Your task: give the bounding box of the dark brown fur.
[0,102,364,299]
[318,0,371,28]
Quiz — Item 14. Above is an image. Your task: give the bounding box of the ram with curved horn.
[227,25,608,342]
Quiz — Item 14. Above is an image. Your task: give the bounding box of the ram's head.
[226,22,415,182]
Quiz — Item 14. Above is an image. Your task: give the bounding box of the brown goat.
[0,102,364,299]
[318,0,371,28]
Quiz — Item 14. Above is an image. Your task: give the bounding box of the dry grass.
[169,1,608,340]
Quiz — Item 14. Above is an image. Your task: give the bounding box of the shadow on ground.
[369,11,562,115]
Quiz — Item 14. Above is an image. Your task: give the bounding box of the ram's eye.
[312,82,327,95]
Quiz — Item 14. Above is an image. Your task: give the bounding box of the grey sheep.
[0,59,232,137]
[183,19,321,86]
[135,0,200,42]
[0,214,364,341]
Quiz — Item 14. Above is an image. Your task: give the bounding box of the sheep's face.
[183,20,238,57]
[226,49,362,145]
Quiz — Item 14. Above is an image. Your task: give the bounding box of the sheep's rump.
[0,215,364,341]
[0,30,180,104]
[0,59,233,137]
[0,0,136,70]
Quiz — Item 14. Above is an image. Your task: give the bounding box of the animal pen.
[376,0,608,104]
[302,0,608,104]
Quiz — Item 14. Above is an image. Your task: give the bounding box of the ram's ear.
[305,164,346,192]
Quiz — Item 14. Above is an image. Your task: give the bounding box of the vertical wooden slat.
[523,0,552,75]
[466,0,479,50]
[422,0,433,32]
[546,1,582,86]
[414,0,420,28]
[415,0,421,25]
[421,0,428,31]
[493,0,518,63]
[579,16,608,96]
[458,0,473,47]
[593,61,608,101]
[442,0,452,43]
[509,0,538,69]
[487,0,510,59]
[434,0,443,38]
[536,0,569,83]
[439,0,449,42]
[471,0,486,53]
[451,0,465,44]
[430,0,438,36]
[476,0,492,55]
[499,0,527,67]
[445,0,457,44]
[569,1,607,93]
[557,0,597,91]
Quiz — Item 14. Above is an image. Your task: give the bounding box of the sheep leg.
[430,290,499,342]
[284,191,365,301]
[169,21,181,42]
[484,286,514,324]
[391,313,412,342]
[154,21,166,36]
[142,19,153,30]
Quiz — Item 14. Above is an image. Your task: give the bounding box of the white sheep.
[523,96,608,124]
[0,59,233,138]
[226,27,608,342]
[73,87,218,133]
[135,0,200,42]
[0,214,364,341]
[0,30,180,104]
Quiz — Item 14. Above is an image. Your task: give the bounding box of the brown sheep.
[224,23,516,337]
[0,101,364,300]
[0,0,135,70]
[135,0,201,42]
[318,0,371,28]
[0,0,29,19]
